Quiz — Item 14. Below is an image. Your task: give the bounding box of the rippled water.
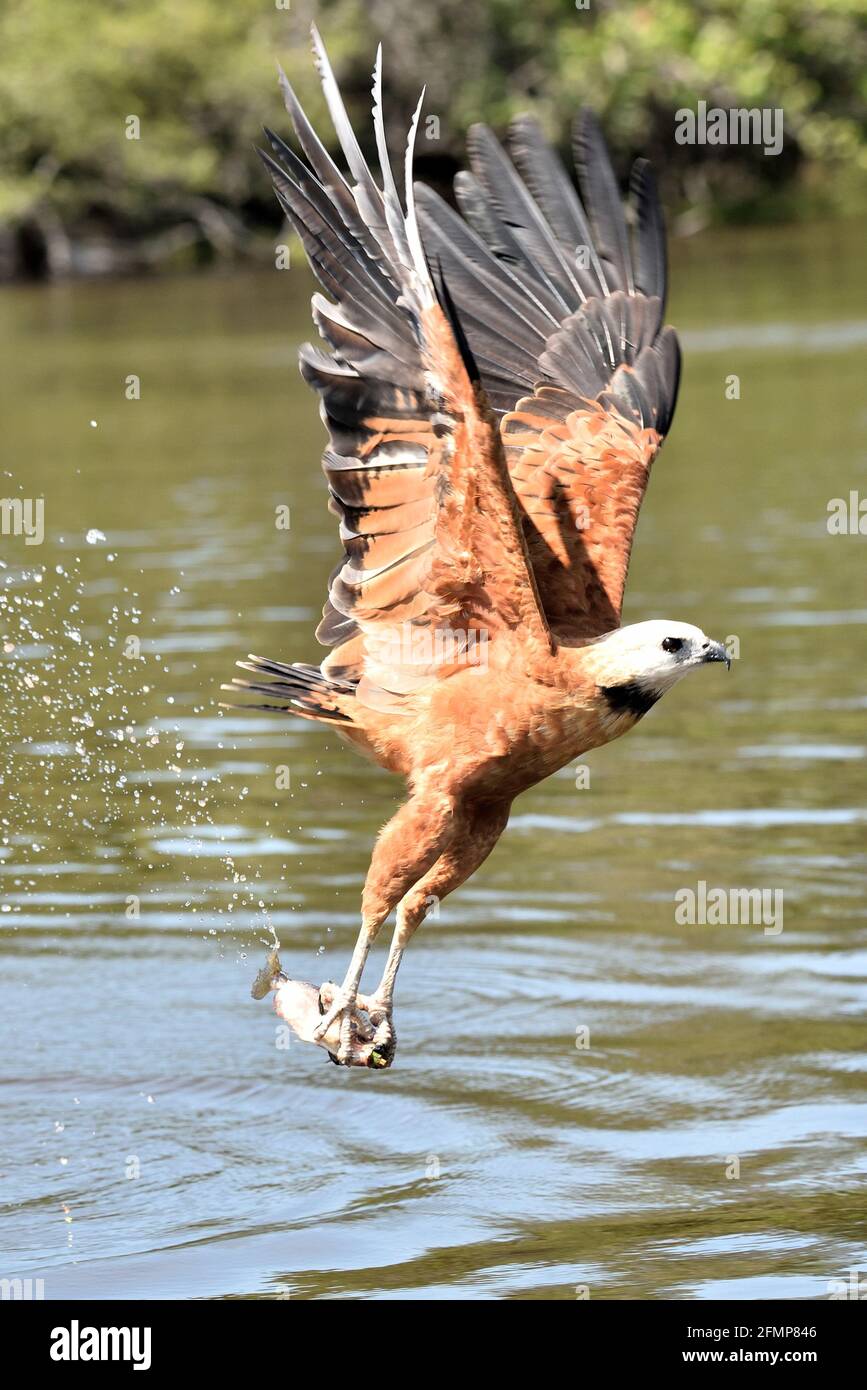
[2,219,866,1300]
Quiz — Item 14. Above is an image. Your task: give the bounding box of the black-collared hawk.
[226,27,729,1068]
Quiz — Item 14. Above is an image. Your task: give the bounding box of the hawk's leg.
[313,787,458,1062]
[366,798,511,1028]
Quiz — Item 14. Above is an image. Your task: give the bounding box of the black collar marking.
[599,680,661,719]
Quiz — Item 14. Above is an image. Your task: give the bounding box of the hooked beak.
[702,639,731,670]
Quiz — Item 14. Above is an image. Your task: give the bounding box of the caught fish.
[250,946,285,1000]
[251,948,394,1069]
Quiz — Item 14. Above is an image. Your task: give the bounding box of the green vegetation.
[0,0,864,277]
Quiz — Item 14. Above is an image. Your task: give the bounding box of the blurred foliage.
[0,0,864,276]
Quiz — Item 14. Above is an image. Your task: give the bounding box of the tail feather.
[221,654,356,724]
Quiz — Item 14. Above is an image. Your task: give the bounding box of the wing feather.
[417,113,681,638]
[254,31,551,705]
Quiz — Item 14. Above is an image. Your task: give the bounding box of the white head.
[589,620,729,715]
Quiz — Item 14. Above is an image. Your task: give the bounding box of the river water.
[2,218,865,1299]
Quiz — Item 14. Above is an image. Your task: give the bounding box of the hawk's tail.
[221,654,357,725]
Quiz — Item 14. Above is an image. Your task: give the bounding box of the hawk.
[226,28,729,1068]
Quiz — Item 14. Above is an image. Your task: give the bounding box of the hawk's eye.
[662,636,684,653]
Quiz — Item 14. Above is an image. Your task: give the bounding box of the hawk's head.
[589,620,730,720]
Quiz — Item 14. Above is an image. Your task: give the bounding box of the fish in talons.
[251,948,395,1069]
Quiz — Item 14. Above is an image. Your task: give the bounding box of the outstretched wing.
[261,30,550,709]
[416,111,681,641]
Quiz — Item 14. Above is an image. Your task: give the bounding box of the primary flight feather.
[225,28,729,1068]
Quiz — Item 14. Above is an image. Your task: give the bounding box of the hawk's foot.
[316,983,396,1069]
